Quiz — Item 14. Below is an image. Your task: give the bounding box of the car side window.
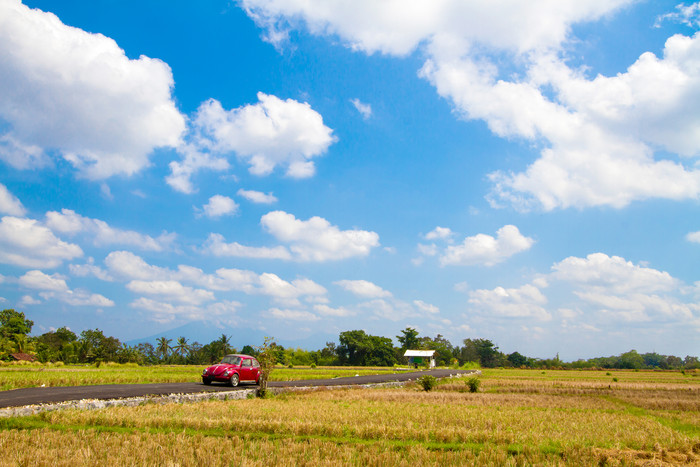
[242,359,251,367]
[251,358,260,368]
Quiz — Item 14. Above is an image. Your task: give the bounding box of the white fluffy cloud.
[104,250,326,302]
[131,298,241,324]
[549,253,694,323]
[126,280,215,306]
[168,93,336,192]
[0,184,26,216]
[0,216,83,268]
[551,253,677,295]
[45,209,175,251]
[204,211,379,262]
[198,195,239,218]
[425,226,453,241]
[18,269,113,307]
[468,283,552,321]
[240,1,700,210]
[0,0,185,178]
[687,230,700,244]
[203,234,293,260]
[334,279,391,298]
[19,270,68,292]
[440,225,534,266]
[261,210,380,261]
[237,189,278,204]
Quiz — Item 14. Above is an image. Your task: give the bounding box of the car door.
[239,358,253,382]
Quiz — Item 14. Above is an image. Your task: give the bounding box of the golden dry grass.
[0,369,697,466]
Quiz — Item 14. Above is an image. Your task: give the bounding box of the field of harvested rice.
[0,368,697,465]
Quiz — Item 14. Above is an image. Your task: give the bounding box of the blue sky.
[1,0,699,360]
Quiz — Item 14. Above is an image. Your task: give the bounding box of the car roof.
[224,354,256,359]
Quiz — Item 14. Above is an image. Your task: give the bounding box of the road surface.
[0,369,474,408]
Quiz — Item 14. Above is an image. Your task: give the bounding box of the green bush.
[418,375,438,391]
[466,376,481,393]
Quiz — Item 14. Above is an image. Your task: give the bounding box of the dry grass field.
[0,368,697,465]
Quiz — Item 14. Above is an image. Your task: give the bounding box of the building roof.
[403,350,435,357]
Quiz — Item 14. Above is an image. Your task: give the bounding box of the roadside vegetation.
[0,369,696,465]
[2,309,698,373]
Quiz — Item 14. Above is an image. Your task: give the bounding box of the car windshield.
[220,356,241,365]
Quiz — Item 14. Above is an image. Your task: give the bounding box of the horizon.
[1,0,699,362]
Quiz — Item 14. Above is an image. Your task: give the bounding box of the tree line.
[1,310,698,369]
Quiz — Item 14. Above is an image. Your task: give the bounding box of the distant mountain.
[127,321,336,351]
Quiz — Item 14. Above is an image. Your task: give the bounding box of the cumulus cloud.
[440,225,534,266]
[424,226,453,241]
[0,184,26,216]
[549,253,695,323]
[126,280,215,306]
[551,253,677,295]
[239,0,700,210]
[468,283,552,321]
[18,269,113,307]
[261,210,380,261]
[203,233,292,260]
[313,303,354,317]
[0,216,82,268]
[168,93,336,192]
[131,298,241,324]
[198,195,239,218]
[413,299,440,314]
[687,230,700,243]
[0,0,185,178]
[69,259,114,282]
[334,279,391,298]
[19,270,68,292]
[45,209,175,251]
[237,189,278,204]
[104,250,326,303]
[350,98,372,119]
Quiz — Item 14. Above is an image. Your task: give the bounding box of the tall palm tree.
[220,334,233,355]
[173,336,189,358]
[156,337,172,362]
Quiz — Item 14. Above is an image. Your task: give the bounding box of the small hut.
[404,350,435,369]
[9,353,36,362]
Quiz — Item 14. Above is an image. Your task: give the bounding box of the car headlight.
[202,369,207,375]
[223,369,230,376]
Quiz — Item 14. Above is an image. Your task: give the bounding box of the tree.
[241,345,257,356]
[0,309,33,339]
[419,334,454,366]
[473,338,502,368]
[507,351,528,367]
[173,337,190,359]
[397,327,420,350]
[79,329,120,363]
[36,327,77,362]
[337,330,396,366]
[255,337,276,398]
[156,337,172,362]
[618,350,644,369]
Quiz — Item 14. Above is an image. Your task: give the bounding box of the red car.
[202,354,261,386]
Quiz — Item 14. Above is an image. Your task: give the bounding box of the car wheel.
[229,373,239,387]
[202,378,211,385]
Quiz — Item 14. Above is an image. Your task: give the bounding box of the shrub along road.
[0,369,475,408]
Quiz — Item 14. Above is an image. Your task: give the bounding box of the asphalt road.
[0,369,474,408]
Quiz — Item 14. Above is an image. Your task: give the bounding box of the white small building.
[404,350,436,368]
